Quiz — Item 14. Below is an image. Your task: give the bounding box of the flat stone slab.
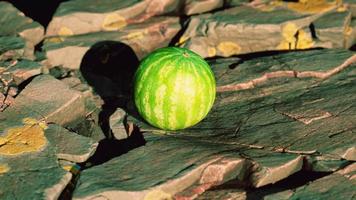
[46,0,225,37]
[44,17,180,69]
[0,1,44,60]
[0,123,96,200]
[0,74,96,199]
[0,59,43,86]
[178,5,353,58]
[264,163,356,200]
[71,49,356,199]
[313,10,353,49]
[0,36,26,61]
[0,75,85,127]
[0,59,43,111]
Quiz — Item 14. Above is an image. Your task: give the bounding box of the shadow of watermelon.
[80,40,142,138]
[78,40,146,170]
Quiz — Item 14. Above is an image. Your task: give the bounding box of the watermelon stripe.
[167,62,183,129]
[191,59,211,118]
[153,84,167,128]
[192,57,216,116]
[163,60,179,129]
[137,56,173,125]
[152,61,175,128]
[174,59,187,129]
[181,63,193,128]
[135,53,172,95]
[188,61,202,126]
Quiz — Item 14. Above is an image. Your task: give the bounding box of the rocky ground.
[0,0,355,199]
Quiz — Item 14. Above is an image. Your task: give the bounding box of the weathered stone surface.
[44,17,180,69]
[0,1,44,60]
[0,74,95,199]
[1,59,43,85]
[184,0,223,15]
[196,187,247,200]
[0,123,96,200]
[264,163,356,200]
[0,36,26,61]
[73,134,245,200]
[313,10,353,49]
[178,6,315,57]
[345,0,356,17]
[240,0,341,15]
[0,59,43,111]
[46,0,224,37]
[0,75,85,127]
[179,5,353,58]
[46,0,178,37]
[109,108,129,140]
[71,49,355,199]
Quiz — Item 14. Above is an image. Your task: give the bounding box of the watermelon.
[133,47,216,131]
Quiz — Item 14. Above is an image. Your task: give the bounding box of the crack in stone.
[216,54,356,92]
[278,110,332,125]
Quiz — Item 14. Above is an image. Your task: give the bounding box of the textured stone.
[0,75,85,127]
[0,36,26,61]
[196,188,246,200]
[0,124,96,200]
[0,74,95,199]
[0,59,43,85]
[46,0,178,36]
[0,1,44,60]
[44,17,180,69]
[312,10,353,49]
[0,59,43,111]
[179,5,353,58]
[73,134,246,200]
[184,0,223,15]
[71,49,355,199]
[46,0,223,37]
[109,108,129,140]
[264,163,356,200]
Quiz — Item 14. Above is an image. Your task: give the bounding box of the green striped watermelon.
[133,47,216,131]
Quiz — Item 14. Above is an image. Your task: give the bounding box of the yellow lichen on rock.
[344,26,353,36]
[287,0,339,14]
[124,31,145,40]
[144,190,172,200]
[282,23,299,44]
[217,41,241,57]
[58,27,74,36]
[0,118,47,156]
[0,164,9,174]
[62,165,72,172]
[296,29,314,49]
[278,23,314,50]
[45,37,65,43]
[102,13,127,31]
[176,35,189,46]
[207,47,216,57]
[337,3,348,12]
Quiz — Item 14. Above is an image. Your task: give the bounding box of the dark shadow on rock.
[79,40,146,169]
[7,0,70,27]
[80,41,139,99]
[244,170,332,200]
[59,124,146,200]
[79,125,146,169]
[204,170,332,200]
[169,15,190,46]
[349,44,356,51]
[80,40,142,139]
